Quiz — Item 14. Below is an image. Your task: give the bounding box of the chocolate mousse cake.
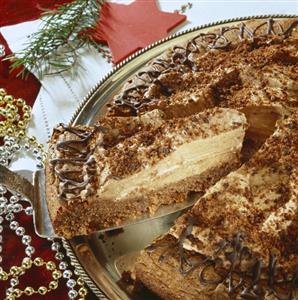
[46,108,247,238]
[44,16,298,270]
[135,112,298,300]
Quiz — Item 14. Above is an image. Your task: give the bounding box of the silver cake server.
[0,165,196,239]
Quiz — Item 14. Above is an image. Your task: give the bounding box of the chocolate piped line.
[238,23,254,40]
[153,79,173,96]
[57,140,89,153]
[59,179,90,198]
[282,19,298,37]
[198,259,224,285]
[177,218,197,274]
[51,158,86,165]
[50,125,101,201]
[60,124,90,136]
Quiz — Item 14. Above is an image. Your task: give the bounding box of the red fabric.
[0,200,97,298]
[0,0,73,27]
[1,202,69,300]
[0,33,40,107]
[85,0,186,63]
[0,0,73,105]
[0,197,96,299]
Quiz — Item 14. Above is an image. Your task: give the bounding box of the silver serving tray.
[2,15,296,300]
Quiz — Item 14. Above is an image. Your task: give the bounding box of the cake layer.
[45,108,247,238]
[94,108,247,200]
[135,112,298,299]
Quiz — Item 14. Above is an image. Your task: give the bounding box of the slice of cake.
[45,108,247,238]
[135,113,298,300]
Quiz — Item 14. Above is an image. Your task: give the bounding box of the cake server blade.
[0,165,197,238]
[0,165,56,238]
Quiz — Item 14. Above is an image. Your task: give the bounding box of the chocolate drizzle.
[148,231,298,299]
[50,124,101,201]
[109,18,298,116]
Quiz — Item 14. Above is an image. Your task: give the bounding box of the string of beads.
[0,87,88,300]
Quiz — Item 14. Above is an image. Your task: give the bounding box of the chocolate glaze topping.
[147,228,298,299]
[50,124,101,201]
[108,18,298,116]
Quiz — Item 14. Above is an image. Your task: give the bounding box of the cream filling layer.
[97,127,245,201]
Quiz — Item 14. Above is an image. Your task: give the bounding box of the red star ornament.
[89,0,186,64]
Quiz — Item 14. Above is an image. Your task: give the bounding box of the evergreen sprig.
[5,0,106,78]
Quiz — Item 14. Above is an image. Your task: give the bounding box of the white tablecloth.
[1,0,297,171]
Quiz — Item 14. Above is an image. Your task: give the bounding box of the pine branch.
[4,0,106,78]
